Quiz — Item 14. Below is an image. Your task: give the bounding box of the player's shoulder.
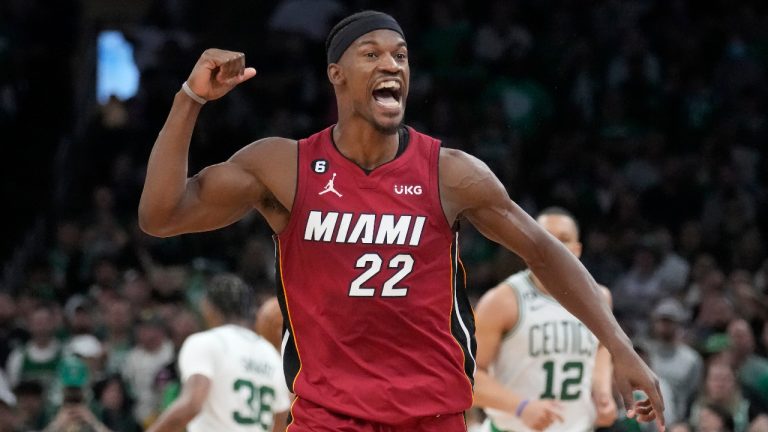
[438,147,489,174]
[231,136,297,166]
[178,330,218,359]
[437,147,500,207]
[476,272,526,326]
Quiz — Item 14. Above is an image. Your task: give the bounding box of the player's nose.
[377,53,401,73]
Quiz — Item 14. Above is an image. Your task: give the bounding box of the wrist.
[515,399,530,417]
[181,81,207,105]
[603,332,633,357]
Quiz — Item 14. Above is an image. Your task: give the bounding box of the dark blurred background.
[0,0,767,431]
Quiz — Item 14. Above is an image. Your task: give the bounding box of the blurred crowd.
[1,0,768,431]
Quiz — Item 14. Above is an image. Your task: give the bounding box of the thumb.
[224,67,257,86]
[617,377,636,418]
[241,67,257,81]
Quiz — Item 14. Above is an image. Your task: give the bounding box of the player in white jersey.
[148,274,290,432]
[474,207,617,432]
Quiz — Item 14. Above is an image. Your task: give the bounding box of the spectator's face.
[652,318,678,341]
[705,363,736,403]
[537,215,582,258]
[136,324,165,350]
[697,407,726,432]
[28,308,54,340]
[106,300,133,332]
[123,282,150,307]
[93,260,119,287]
[691,255,717,282]
[68,309,94,334]
[727,320,755,356]
[171,311,200,348]
[99,379,124,411]
[698,295,734,327]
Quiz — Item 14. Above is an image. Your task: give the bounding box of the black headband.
[326,13,405,64]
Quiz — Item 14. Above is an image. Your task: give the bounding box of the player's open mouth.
[372,80,402,109]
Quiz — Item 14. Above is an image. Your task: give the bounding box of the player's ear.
[327,63,345,85]
[573,241,583,259]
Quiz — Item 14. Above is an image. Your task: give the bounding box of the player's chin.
[372,113,404,135]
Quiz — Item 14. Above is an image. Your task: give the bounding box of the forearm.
[271,412,288,432]
[146,401,198,432]
[473,369,525,413]
[138,90,202,234]
[592,344,614,394]
[528,238,631,355]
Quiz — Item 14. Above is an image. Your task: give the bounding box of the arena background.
[0,0,767,431]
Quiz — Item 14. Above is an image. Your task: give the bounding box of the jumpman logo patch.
[319,172,343,197]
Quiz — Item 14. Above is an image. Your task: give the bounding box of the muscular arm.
[138,92,262,236]
[440,149,664,426]
[138,124,291,236]
[441,149,627,355]
[146,374,210,432]
[473,283,522,412]
[138,49,295,237]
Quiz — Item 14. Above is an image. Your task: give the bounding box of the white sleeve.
[271,358,292,413]
[178,334,215,381]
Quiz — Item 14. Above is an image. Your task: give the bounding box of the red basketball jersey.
[274,126,475,425]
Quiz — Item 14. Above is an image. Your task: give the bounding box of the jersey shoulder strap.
[501,270,532,337]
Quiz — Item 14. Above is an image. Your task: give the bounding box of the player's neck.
[333,120,399,170]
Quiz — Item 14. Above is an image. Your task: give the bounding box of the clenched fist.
[185,48,257,102]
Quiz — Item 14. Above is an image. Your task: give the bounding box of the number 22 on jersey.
[348,253,414,297]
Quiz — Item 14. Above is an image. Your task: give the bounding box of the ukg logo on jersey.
[394,185,423,195]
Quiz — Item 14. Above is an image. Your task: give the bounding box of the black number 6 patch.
[312,159,328,173]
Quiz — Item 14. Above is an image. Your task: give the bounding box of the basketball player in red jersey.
[139,10,665,432]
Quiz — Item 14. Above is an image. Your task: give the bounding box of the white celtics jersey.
[178,324,291,432]
[484,271,599,432]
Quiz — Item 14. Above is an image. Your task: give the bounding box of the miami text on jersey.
[304,211,426,246]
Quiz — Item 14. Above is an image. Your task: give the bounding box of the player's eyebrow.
[356,39,408,48]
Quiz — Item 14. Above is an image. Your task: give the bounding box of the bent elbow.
[137,206,176,238]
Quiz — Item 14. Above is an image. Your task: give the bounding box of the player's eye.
[365,52,377,59]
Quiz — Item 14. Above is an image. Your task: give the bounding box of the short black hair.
[537,206,580,235]
[205,273,254,321]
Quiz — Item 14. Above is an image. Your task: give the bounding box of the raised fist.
[185,48,257,102]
